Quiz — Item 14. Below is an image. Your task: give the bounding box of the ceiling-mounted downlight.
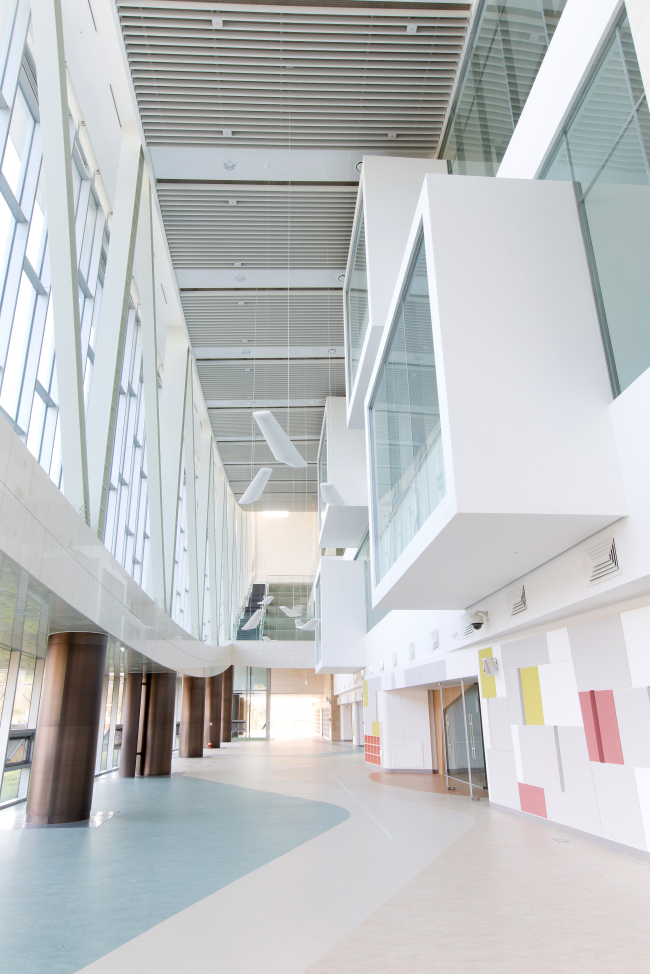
[239,467,273,504]
[253,410,307,467]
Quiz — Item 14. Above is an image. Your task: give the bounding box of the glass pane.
[1,88,34,199]
[354,530,388,632]
[0,648,11,722]
[346,211,369,388]
[543,15,650,393]
[5,736,31,765]
[318,422,327,524]
[25,172,46,273]
[11,654,36,728]
[0,272,37,418]
[565,36,636,191]
[369,234,445,582]
[0,768,21,803]
[442,0,569,173]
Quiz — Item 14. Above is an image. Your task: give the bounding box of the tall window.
[317,417,327,524]
[543,14,650,395]
[345,207,369,390]
[441,0,568,176]
[369,232,445,583]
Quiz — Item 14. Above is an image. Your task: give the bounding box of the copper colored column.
[205,674,222,748]
[119,672,142,778]
[179,676,205,758]
[141,672,176,776]
[221,666,233,743]
[26,632,107,825]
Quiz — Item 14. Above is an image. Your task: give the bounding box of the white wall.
[253,512,319,580]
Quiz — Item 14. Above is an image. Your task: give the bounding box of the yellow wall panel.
[371,721,380,737]
[520,666,545,725]
[478,648,497,698]
[363,680,368,708]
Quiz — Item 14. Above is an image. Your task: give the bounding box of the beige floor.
[78,740,650,974]
[307,776,650,974]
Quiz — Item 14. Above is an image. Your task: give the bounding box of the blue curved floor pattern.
[0,774,349,974]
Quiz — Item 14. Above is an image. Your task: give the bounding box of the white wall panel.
[557,727,596,799]
[591,763,646,850]
[614,688,650,768]
[485,748,520,808]
[538,660,583,727]
[621,606,650,687]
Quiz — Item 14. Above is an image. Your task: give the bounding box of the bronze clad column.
[205,674,222,748]
[141,672,176,776]
[221,665,233,743]
[179,676,205,758]
[26,632,107,825]
[119,672,142,778]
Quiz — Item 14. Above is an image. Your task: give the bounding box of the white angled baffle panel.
[318,396,369,548]
[345,155,447,428]
[315,557,366,674]
[370,174,628,611]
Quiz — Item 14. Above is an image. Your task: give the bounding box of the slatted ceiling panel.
[158,184,357,268]
[244,495,319,511]
[197,359,345,399]
[207,405,324,439]
[117,4,470,148]
[226,464,318,482]
[181,290,344,347]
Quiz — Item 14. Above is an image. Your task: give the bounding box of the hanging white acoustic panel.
[253,410,307,467]
[239,467,273,504]
[241,608,264,630]
[320,483,345,505]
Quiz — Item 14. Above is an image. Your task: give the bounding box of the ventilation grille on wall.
[584,538,620,585]
[392,652,398,667]
[461,612,473,639]
[409,643,416,661]
[507,584,527,617]
[431,630,439,651]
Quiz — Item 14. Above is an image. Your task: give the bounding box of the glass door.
[442,681,488,797]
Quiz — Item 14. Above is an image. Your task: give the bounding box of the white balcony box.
[314,557,366,674]
[318,396,368,548]
[345,155,448,428]
[367,174,628,611]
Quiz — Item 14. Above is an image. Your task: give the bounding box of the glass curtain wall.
[317,417,327,526]
[440,0,568,175]
[442,683,488,792]
[369,232,445,583]
[543,14,650,395]
[345,207,369,390]
[354,531,388,631]
[231,666,268,739]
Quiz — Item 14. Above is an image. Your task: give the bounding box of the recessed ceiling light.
[406,23,417,34]
[224,159,236,171]
[212,17,224,28]
[223,129,233,137]
[388,131,397,139]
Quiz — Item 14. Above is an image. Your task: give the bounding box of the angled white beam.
[31,0,89,521]
[86,122,143,538]
[149,146,366,182]
[195,418,212,637]
[138,169,166,612]
[177,269,344,289]
[159,327,189,612]
[193,346,344,360]
[183,365,200,639]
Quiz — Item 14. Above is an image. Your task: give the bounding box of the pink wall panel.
[579,690,604,762]
[518,782,547,818]
[593,690,624,765]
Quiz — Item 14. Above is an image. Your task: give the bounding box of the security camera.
[470,611,489,631]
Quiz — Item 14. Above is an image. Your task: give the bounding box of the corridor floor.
[1,738,649,974]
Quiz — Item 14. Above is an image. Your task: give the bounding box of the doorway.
[431,681,488,798]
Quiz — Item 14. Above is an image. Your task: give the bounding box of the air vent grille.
[585,538,620,585]
[431,629,439,651]
[507,584,527,617]
[461,612,473,639]
[392,651,398,667]
[409,643,416,661]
